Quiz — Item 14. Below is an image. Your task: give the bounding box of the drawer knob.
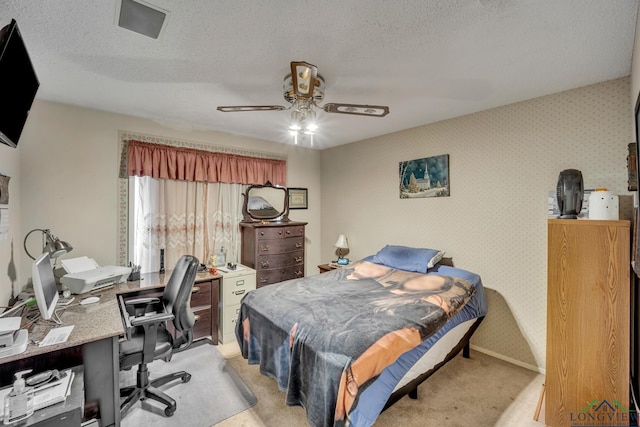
[295,270,303,278]
[295,242,302,248]
[286,230,291,235]
[194,314,201,322]
[234,289,246,296]
[295,256,303,263]
[260,261,270,269]
[260,277,268,283]
[260,244,269,252]
[191,286,200,294]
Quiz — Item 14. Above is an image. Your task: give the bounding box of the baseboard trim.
[470,344,545,374]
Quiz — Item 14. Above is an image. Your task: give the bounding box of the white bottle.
[217,246,226,266]
[3,370,34,425]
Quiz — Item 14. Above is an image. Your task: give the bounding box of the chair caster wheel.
[183,373,191,383]
[165,407,175,417]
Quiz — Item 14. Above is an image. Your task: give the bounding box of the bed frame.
[382,316,485,410]
[382,256,484,410]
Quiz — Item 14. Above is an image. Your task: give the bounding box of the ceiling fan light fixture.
[323,103,390,117]
[217,105,285,112]
[291,61,318,99]
[216,61,389,148]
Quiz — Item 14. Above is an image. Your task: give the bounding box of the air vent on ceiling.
[116,0,170,39]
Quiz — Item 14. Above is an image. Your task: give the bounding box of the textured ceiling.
[3,0,638,149]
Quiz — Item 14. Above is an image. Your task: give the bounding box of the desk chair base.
[120,363,191,417]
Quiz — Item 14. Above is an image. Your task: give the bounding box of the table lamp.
[23,228,73,260]
[334,234,349,265]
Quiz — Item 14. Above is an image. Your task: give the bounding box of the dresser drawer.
[280,265,305,281]
[256,224,305,240]
[190,281,212,308]
[256,250,304,270]
[256,227,286,239]
[257,237,304,254]
[283,224,305,238]
[256,266,304,288]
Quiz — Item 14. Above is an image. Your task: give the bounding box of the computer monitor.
[32,252,59,321]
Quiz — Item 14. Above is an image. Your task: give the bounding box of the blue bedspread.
[236,261,486,427]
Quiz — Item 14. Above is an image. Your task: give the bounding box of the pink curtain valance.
[127,140,286,186]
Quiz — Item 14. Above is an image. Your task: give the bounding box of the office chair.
[119,255,199,417]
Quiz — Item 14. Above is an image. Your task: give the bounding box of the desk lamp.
[23,228,73,260]
[334,234,349,265]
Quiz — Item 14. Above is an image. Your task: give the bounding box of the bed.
[235,245,488,427]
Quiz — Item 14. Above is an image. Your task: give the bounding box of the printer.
[60,257,131,294]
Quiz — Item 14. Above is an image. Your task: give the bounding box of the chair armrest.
[124,297,162,319]
[125,297,160,306]
[130,312,174,327]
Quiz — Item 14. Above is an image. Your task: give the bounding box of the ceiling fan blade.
[290,61,318,99]
[217,105,286,112]
[323,103,390,117]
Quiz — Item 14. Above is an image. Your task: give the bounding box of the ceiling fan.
[217,61,390,140]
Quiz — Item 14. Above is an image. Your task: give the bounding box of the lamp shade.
[334,234,349,249]
[43,234,73,259]
[24,228,73,260]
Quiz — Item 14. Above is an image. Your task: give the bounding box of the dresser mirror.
[242,181,289,222]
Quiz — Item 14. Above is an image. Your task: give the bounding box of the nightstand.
[318,264,337,274]
[218,265,256,344]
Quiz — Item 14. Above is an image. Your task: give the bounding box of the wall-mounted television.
[0,19,39,148]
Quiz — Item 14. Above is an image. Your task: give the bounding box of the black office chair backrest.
[162,255,199,333]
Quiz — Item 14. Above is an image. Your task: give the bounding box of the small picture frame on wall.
[288,188,308,209]
[0,174,10,205]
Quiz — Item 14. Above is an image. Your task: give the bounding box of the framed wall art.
[288,188,308,209]
[399,154,450,198]
[0,174,9,205]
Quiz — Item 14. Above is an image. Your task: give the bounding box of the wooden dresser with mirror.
[239,182,307,288]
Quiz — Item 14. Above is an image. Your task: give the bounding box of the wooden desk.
[0,270,220,427]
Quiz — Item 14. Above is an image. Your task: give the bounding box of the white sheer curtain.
[129,176,246,273]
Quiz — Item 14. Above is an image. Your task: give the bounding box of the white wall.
[0,142,21,305]
[320,78,633,370]
[10,100,321,295]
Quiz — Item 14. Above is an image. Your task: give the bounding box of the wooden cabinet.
[546,219,630,427]
[218,265,256,344]
[190,277,220,344]
[240,221,307,288]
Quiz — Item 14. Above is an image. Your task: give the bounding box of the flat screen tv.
[0,19,39,148]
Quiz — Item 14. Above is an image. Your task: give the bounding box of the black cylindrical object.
[556,169,584,219]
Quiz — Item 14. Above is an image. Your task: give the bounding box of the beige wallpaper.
[320,77,633,371]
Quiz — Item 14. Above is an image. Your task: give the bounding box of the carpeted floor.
[117,340,547,426]
[119,342,257,427]
[216,342,547,427]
